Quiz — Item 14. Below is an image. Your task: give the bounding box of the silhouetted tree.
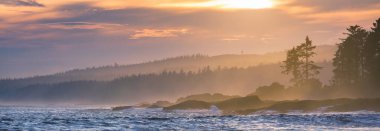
[282,47,302,86]
[364,18,380,88]
[298,37,322,80]
[333,25,368,88]
[282,36,322,87]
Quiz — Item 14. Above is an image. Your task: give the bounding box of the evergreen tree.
[364,18,380,88]
[282,36,322,87]
[333,25,368,87]
[282,47,302,86]
[298,36,322,81]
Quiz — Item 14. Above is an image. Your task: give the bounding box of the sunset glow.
[159,0,275,9]
[0,0,379,78]
[214,0,275,9]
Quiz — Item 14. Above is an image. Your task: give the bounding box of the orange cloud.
[130,28,189,39]
[275,0,380,25]
[43,22,128,30]
[221,35,253,41]
[303,9,380,25]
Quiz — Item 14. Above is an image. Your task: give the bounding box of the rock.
[164,100,212,110]
[111,106,133,111]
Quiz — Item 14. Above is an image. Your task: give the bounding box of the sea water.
[0,106,380,130]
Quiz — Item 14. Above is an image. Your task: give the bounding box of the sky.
[0,0,379,78]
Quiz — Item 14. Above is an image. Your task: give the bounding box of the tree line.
[333,19,380,90]
[0,63,297,104]
[277,18,380,99]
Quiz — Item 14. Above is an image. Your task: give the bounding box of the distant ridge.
[0,47,335,105]
[0,45,336,89]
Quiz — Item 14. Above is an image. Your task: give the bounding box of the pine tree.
[333,25,368,87]
[282,47,302,86]
[364,18,380,88]
[298,36,322,81]
[282,36,322,87]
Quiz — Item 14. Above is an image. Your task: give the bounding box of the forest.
[253,18,380,100]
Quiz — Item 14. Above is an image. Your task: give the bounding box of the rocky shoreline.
[113,95,380,115]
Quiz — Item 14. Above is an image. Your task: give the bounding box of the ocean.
[1,106,380,130]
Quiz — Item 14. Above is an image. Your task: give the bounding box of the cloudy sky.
[0,0,379,78]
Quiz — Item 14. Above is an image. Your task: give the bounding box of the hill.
[0,45,335,105]
[0,45,336,89]
[0,61,334,105]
